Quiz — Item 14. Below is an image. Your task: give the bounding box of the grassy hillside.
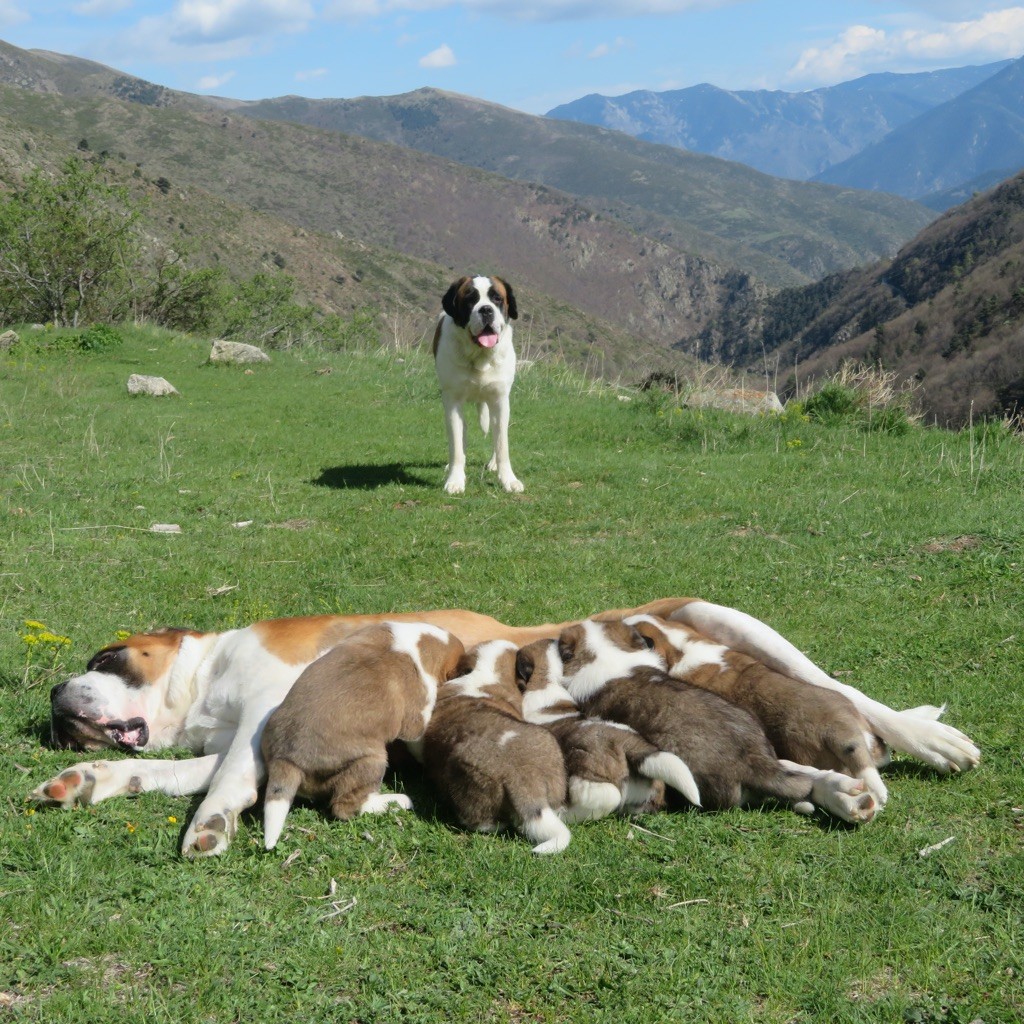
[1,328,1021,1022]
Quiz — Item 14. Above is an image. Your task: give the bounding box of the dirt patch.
[920,535,981,554]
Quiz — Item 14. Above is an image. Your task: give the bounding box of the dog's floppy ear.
[442,276,471,323]
[497,277,518,320]
[514,648,535,691]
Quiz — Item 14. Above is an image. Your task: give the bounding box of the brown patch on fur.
[88,629,202,688]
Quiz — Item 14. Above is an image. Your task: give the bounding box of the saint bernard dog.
[432,274,522,494]
[30,597,980,857]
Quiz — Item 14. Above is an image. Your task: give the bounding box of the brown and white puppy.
[625,613,890,807]
[515,638,701,820]
[421,640,571,854]
[260,621,464,849]
[556,620,879,823]
[432,274,522,494]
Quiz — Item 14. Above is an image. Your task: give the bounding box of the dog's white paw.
[30,761,123,808]
[895,707,980,773]
[182,810,237,858]
[359,792,413,815]
[809,770,879,824]
[443,471,466,495]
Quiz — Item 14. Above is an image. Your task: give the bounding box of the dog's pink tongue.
[475,331,499,348]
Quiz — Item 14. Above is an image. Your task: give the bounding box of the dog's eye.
[557,642,573,664]
[640,634,655,650]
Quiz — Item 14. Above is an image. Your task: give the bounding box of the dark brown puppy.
[515,638,700,820]
[557,620,878,823]
[260,621,465,848]
[624,613,890,807]
[421,639,571,854]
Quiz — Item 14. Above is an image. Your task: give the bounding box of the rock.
[0,330,18,351]
[127,374,179,397]
[685,388,785,416]
[209,339,270,364]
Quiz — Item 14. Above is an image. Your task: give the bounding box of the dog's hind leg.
[262,758,303,850]
[779,760,878,823]
[671,601,980,773]
[327,753,410,821]
[519,805,572,854]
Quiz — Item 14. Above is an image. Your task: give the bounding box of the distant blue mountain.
[547,61,1011,182]
[813,56,1024,208]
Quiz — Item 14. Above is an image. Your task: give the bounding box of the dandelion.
[126,822,137,834]
[167,816,178,825]
[787,438,803,449]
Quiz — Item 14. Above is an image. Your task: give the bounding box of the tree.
[0,157,141,326]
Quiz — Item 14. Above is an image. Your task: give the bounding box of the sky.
[0,1,1021,114]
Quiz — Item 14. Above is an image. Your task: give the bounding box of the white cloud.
[587,35,629,59]
[197,70,236,89]
[787,7,1024,86]
[295,66,328,80]
[115,0,314,63]
[326,0,737,22]
[0,0,28,28]
[419,42,455,68]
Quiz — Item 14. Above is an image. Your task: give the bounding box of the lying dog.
[625,613,890,807]
[432,274,522,494]
[421,640,571,854]
[260,622,465,850]
[516,638,701,820]
[29,597,980,857]
[556,620,879,822]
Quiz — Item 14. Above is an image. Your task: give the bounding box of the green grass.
[1,326,1022,1022]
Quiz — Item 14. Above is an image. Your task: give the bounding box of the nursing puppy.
[432,274,522,494]
[421,640,571,854]
[557,620,878,823]
[260,622,464,849]
[626,614,890,807]
[516,638,701,821]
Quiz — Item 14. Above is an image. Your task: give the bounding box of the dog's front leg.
[181,703,275,858]
[442,397,468,494]
[487,394,523,493]
[672,600,981,773]
[30,754,222,809]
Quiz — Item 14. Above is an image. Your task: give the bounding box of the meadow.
[1,326,1021,1022]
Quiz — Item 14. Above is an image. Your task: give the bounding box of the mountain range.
[548,58,1023,210]
[0,39,1021,423]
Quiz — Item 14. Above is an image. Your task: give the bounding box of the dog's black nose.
[50,681,67,703]
[479,305,494,323]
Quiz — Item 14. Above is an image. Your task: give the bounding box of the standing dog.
[260,622,465,849]
[421,640,571,854]
[432,274,522,494]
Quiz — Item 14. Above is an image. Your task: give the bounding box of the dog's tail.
[262,758,303,850]
[635,750,702,808]
[478,402,490,436]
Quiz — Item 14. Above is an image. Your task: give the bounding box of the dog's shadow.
[312,463,443,490]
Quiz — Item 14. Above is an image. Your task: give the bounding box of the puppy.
[421,640,571,854]
[625,613,890,807]
[516,638,701,821]
[260,621,465,849]
[432,274,522,494]
[557,620,878,823]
